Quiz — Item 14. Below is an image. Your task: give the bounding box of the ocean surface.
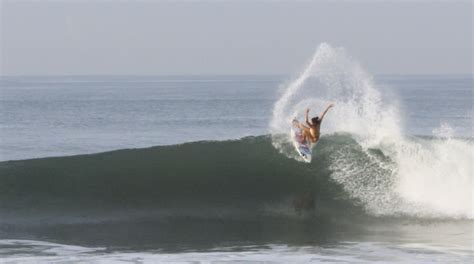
[0,45,473,263]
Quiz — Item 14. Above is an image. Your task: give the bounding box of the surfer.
[293,103,335,144]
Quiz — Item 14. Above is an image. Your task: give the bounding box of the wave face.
[0,135,370,247]
[0,135,360,223]
[1,135,472,248]
[0,134,472,224]
[270,43,473,219]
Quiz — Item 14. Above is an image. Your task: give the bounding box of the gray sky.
[1,0,472,76]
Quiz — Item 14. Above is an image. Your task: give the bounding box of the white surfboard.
[290,120,313,163]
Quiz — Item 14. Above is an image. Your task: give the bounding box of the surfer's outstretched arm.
[305,108,312,126]
[319,103,335,121]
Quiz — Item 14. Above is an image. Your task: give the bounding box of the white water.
[270,43,473,219]
[1,239,471,263]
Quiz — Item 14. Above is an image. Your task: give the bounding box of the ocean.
[0,44,472,263]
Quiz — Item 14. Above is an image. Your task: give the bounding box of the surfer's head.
[311,116,320,123]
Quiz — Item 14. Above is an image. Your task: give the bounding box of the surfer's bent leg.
[293,120,314,143]
[301,127,313,143]
[303,129,318,143]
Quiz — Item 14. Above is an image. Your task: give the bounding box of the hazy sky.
[1,0,472,76]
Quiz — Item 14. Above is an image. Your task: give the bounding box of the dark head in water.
[311,116,320,124]
[293,191,315,213]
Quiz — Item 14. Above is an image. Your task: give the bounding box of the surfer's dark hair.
[311,116,320,123]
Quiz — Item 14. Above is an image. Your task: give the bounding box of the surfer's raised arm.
[319,103,335,122]
[305,108,312,126]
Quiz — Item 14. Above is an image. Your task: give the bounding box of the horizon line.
[1,73,473,79]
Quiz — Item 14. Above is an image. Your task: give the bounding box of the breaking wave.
[269,43,473,219]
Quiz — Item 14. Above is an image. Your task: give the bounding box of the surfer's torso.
[308,122,321,143]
